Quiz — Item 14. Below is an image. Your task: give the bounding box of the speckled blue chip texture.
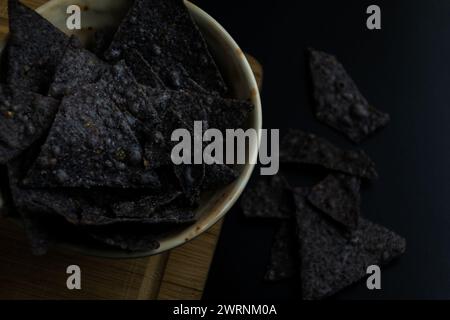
[105,0,228,95]
[309,49,390,143]
[23,82,160,189]
[7,0,70,94]
[0,87,59,164]
[280,129,378,180]
[294,188,406,300]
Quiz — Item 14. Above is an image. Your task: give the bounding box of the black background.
[197,0,450,300]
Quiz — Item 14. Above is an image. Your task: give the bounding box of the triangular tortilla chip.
[265,222,297,282]
[309,49,390,143]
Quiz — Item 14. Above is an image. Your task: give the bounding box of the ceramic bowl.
[0,0,262,258]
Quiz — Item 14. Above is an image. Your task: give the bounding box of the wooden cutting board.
[0,0,263,300]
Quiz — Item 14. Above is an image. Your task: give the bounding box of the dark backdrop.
[197,0,450,300]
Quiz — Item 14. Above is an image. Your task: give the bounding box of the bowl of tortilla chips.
[0,0,261,257]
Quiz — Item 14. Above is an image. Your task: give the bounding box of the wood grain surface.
[0,0,262,300]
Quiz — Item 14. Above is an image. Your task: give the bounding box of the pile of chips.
[0,0,253,254]
[241,50,405,300]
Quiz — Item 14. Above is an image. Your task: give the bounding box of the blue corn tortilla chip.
[293,188,406,300]
[99,62,168,168]
[309,49,390,143]
[91,27,116,58]
[99,62,161,131]
[280,129,378,180]
[9,149,193,227]
[139,86,252,171]
[174,164,205,205]
[105,0,228,95]
[49,38,109,98]
[23,82,160,189]
[241,174,294,219]
[0,86,59,164]
[8,149,103,225]
[8,154,81,255]
[265,221,297,282]
[7,0,70,94]
[1,0,251,255]
[150,88,253,133]
[307,173,361,230]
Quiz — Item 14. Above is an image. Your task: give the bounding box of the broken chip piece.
[280,129,378,180]
[264,222,297,282]
[293,188,406,300]
[7,0,70,93]
[0,86,60,164]
[307,173,361,230]
[309,49,390,143]
[241,174,294,219]
[105,0,228,95]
